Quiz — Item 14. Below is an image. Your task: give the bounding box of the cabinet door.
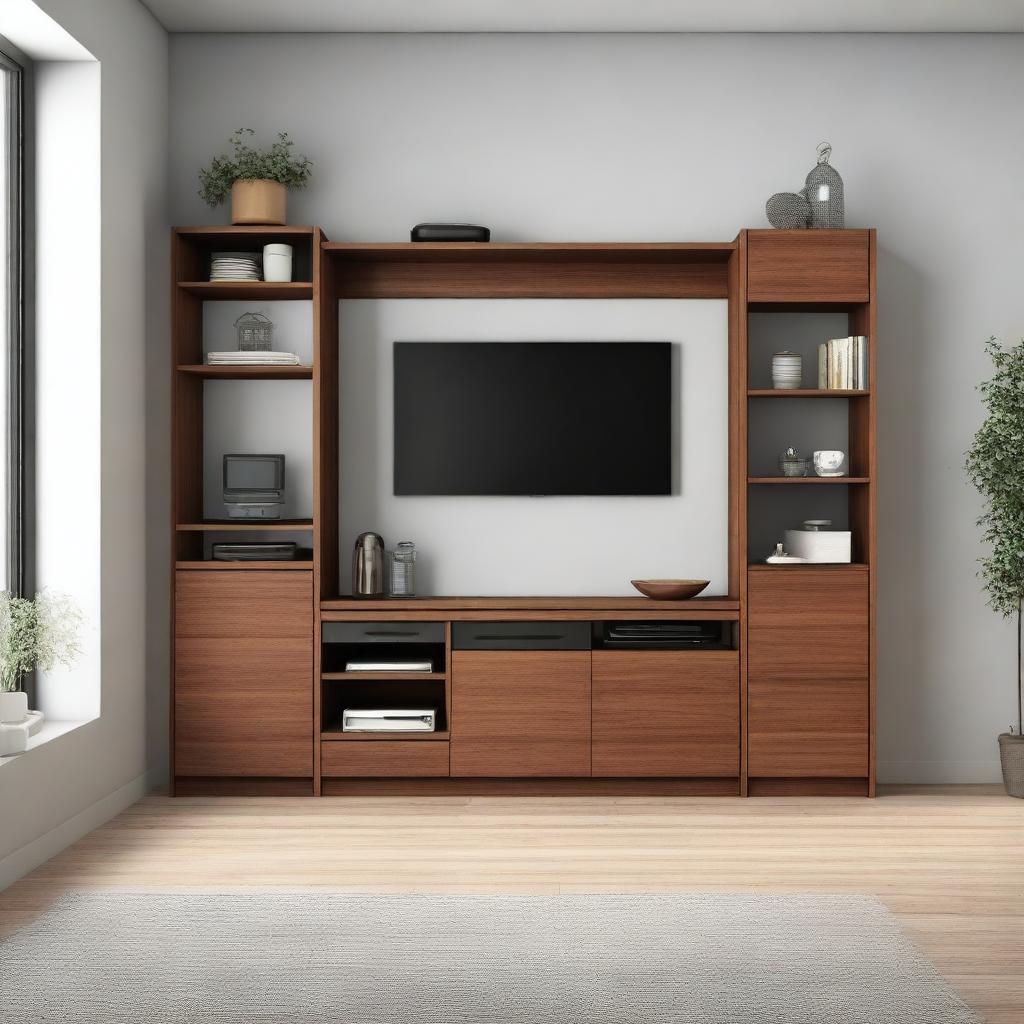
[747,230,870,303]
[592,651,739,777]
[748,569,869,777]
[450,651,591,776]
[174,571,313,777]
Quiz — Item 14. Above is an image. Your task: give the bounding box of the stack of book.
[206,351,301,366]
[817,336,868,390]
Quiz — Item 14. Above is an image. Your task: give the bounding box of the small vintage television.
[222,454,285,519]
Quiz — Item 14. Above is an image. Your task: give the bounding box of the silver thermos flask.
[352,532,385,598]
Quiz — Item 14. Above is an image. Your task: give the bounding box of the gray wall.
[169,32,1024,783]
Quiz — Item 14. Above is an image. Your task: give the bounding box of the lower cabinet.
[450,650,591,776]
[747,568,869,778]
[174,570,313,778]
[592,651,739,776]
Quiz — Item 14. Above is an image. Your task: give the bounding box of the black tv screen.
[394,341,671,496]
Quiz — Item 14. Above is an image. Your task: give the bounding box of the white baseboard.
[877,760,1003,785]
[0,770,155,892]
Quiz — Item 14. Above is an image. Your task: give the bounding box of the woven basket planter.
[998,733,1024,798]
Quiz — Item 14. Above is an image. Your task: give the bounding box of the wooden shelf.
[174,226,316,238]
[747,389,869,398]
[748,562,869,571]
[322,241,734,263]
[747,476,870,485]
[321,731,450,742]
[322,672,445,682]
[322,595,739,611]
[176,519,314,532]
[176,560,314,570]
[177,281,313,300]
[177,364,313,380]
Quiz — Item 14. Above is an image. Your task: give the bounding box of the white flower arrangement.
[0,590,82,693]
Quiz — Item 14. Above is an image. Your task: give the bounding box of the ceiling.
[141,0,1024,34]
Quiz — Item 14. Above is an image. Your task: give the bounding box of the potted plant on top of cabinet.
[966,336,1024,798]
[198,129,313,225]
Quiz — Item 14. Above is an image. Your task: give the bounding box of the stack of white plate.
[210,252,261,281]
[771,351,803,389]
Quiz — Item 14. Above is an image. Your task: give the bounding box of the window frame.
[1,40,33,702]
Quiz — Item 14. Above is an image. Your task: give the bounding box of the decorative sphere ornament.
[766,189,811,229]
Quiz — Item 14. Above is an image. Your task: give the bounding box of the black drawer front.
[453,621,591,651]
[323,621,445,644]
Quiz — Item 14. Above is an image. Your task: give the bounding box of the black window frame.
[1,40,33,701]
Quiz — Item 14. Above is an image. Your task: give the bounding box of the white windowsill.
[0,718,94,766]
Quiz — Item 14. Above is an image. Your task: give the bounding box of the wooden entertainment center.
[171,228,876,797]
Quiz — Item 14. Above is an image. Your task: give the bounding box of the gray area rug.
[0,892,980,1024]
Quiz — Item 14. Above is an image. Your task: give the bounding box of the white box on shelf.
[784,529,852,564]
[342,709,437,732]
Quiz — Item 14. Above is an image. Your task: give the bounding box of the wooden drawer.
[592,651,739,777]
[321,741,449,777]
[747,230,869,303]
[748,677,868,777]
[451,650,591,777]
[175,570,312,638]
[748,568,868,681]
[175,637,313,777]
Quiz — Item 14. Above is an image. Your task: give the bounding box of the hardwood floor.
[1,785,1022,1021]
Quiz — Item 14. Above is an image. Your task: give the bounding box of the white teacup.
[813,450,845,477]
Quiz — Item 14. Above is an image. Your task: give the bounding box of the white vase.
[0,690,28,723]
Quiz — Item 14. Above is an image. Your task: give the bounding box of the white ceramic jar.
[263,243,293,282]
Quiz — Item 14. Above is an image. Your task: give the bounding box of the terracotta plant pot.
[998,732,1024,798]
[230,179,286,226]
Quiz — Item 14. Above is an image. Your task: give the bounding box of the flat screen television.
[394,341,671,496]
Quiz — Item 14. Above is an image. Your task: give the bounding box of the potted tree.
[198,129,313,225]
[966,336,1024,797]
[0,591,82,756]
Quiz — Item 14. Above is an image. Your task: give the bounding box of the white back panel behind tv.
[338,299,728,596]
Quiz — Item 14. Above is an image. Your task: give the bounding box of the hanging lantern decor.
[804,142,845,229]
[234,311,274,352]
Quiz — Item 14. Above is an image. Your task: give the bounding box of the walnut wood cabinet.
[450,650,592,776]
[592,651,739,776]
[747,568,869,779]
[174,570,314,778]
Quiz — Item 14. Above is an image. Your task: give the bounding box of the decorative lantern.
[234,312,273,352]
[804,142,844,229]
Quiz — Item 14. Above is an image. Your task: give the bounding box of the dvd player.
[600,622,726,650]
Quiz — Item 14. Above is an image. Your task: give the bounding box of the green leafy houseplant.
[965,337,1024,738]
[198,129,313,207]
[0,590,82,693]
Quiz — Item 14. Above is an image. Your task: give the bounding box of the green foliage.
[0,591,82,692]
[198,129,313,207]
[965,337,1024,619]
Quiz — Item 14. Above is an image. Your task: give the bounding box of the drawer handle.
[473,633,567,641]
[363,630,422,637]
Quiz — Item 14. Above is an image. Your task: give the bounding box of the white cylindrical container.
[771,351,803,390]
[263,243,293,282]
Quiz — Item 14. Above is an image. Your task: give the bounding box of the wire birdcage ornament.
[805,142,844,229]
[234,312,273,352]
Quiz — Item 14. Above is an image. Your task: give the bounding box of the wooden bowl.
[631,579,710,601]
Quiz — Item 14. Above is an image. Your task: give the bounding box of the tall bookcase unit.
[170,228,876,798]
